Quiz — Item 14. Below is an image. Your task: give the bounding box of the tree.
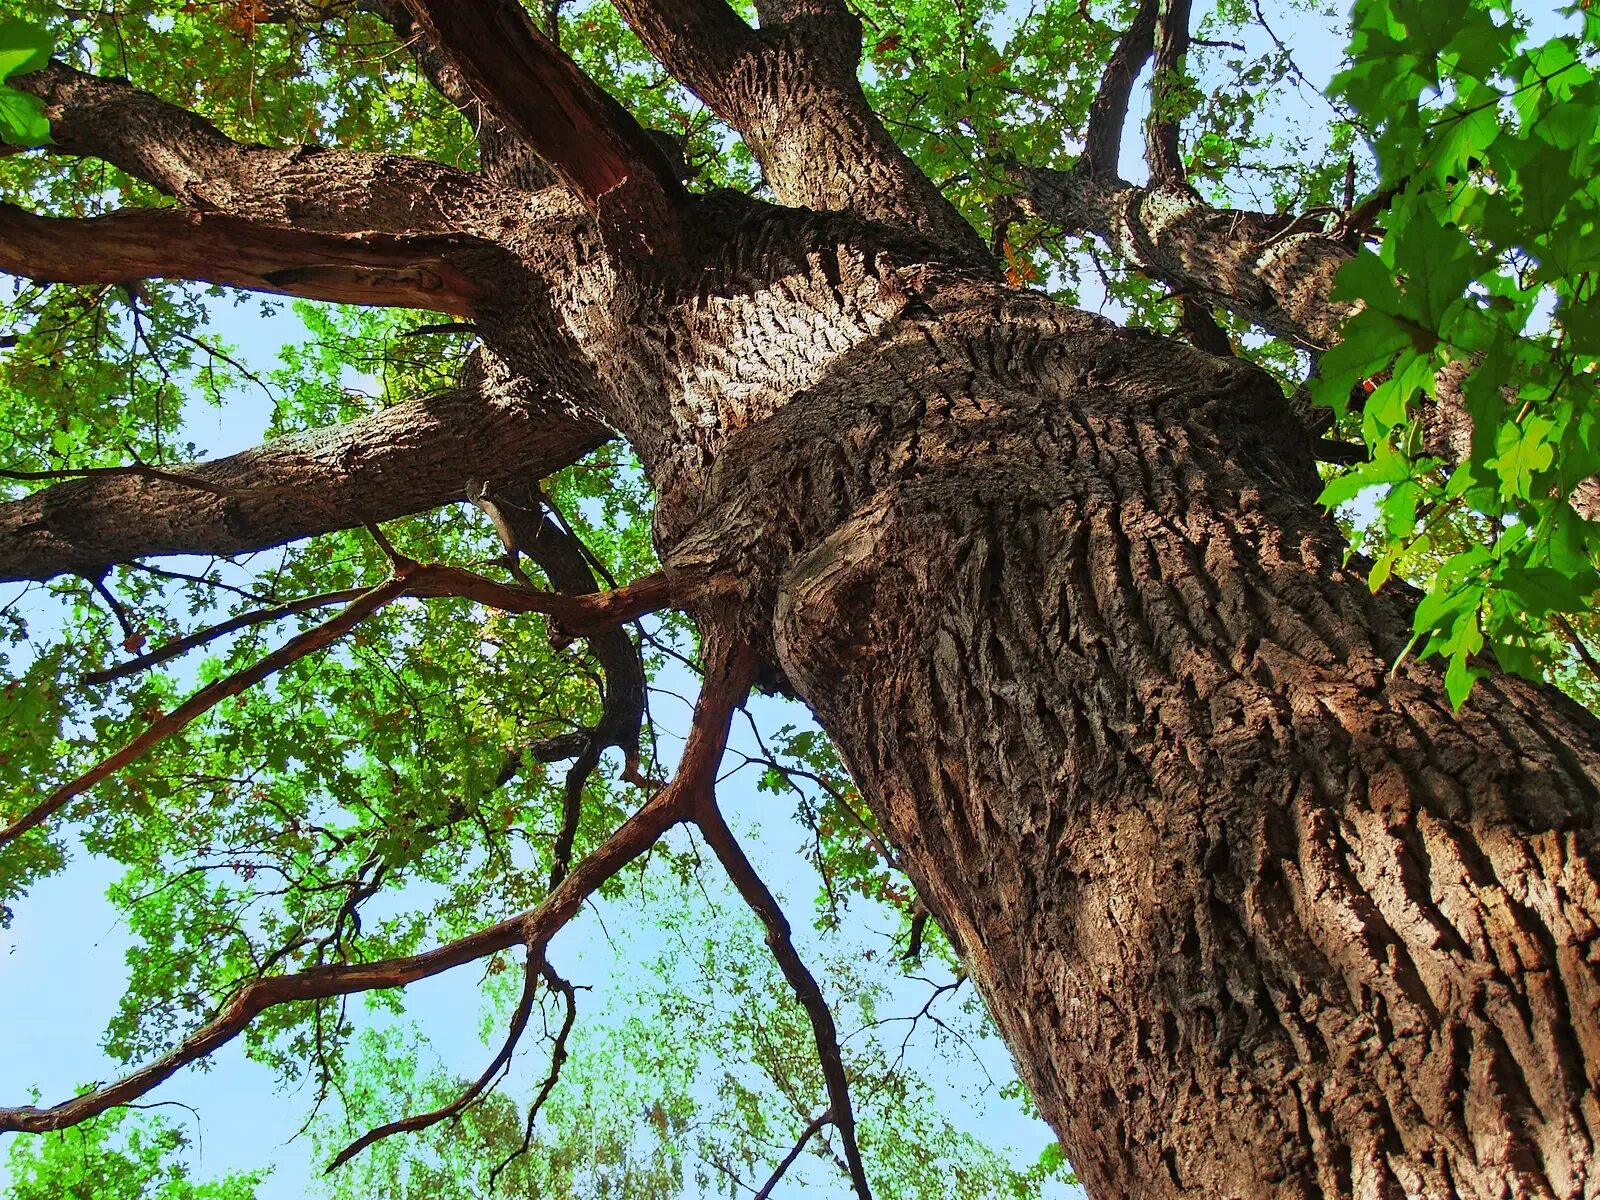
[0,0,1597,1197]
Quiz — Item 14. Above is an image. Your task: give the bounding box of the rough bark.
[1016,166,1354,352]
[5,12,1600,1199]
[526,195,1600,1198]
[0,381,608,582]
[14,61,488,233]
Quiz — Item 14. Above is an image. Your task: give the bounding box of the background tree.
[0,1,1597,1198]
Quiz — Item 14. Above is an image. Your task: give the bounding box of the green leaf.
[0,86,49,147]
[0,18,52,81]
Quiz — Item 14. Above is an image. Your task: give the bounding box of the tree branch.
[608,0,986,258]
[12,60,485,234]
[398,0,686,253]
[0,760,687,1134]
[325,947,544,1171]
[0,203,493,315]
[1143,0,1193,186]
[81,586,372,685]
[695,789,872,1199]
[0,385,611,583]
[469,481,651,884]
[754,1111,833,1199]
[488,966,578,1189]
[0,573,413,851]
[1081,0,1159,177]
[402,564,677,639]
[1012,169,1353,350]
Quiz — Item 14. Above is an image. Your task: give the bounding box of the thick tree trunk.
[625,242,1600,1196]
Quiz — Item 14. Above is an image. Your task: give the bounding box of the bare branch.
[325,948,543,1171]
[0,385,610,584]
[0,763,681,1134]
[1082,0,1159,177]
[82,586,372,685]
[488,966,578,1189]
[696,800,872,1200]
[0,573,413,851]
[1143,0,1194,186]
[0,203,492,315]
[12,61,484,234]
[754,1111,833,1199]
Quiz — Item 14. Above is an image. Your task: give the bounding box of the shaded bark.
[0,203,497,314]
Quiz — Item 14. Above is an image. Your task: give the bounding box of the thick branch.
[13,61,485,233]
[398,0,685,252]
[0,203,492,315]
[1014,168,1352,350]
[1082,0,1159,176]
[0,387,610,583]
[609,0,986,258]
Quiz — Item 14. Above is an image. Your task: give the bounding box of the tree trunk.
[637,252,1600,1197]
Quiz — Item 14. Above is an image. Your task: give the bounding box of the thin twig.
[83,587,370,685]
[754,1111,833,1199]
[696,803,872,1200]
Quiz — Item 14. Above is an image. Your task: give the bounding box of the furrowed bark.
[1013,168,1600,517]
[536,199,1600,1196]
[608,0,987,259]
[0,385,609,582]
[13,61,487,233]
[1014,167,1353,351]
[0,203,495,314]
[765,321,1600,1192]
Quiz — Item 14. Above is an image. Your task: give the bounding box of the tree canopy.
[0,0,1597,1195]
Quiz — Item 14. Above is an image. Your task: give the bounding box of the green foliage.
[3,1107,264,1199]
[1318,0,1600,706]
[309,861,1072,1199]
[7,0,1594,1194]
[0,19,52,147]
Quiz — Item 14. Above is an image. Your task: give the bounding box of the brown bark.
[555,198,1600,1198]
[14,60,486,233]
[4,11,1600,1199]
[0,382,609,582]
[1016,166,1354,352]
[0,203,495,314]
